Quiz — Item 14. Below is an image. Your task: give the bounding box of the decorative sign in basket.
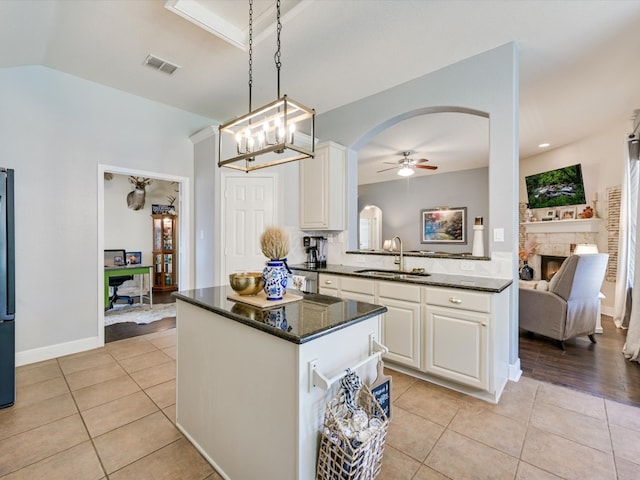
[316,371,389,480]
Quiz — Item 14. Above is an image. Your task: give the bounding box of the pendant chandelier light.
[218,0,315,172]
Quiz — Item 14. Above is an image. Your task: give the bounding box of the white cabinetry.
[378,281,421,369]
[423,287,508,397]
[299,141,346,230]
[318,273,339,297]
[340,276,375,303]
[315,273,511,402]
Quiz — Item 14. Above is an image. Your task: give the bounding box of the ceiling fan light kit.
[218,0,315,172]
[398,165,414,176]
[377,151,438,177]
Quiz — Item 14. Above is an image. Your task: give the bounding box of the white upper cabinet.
[299,141,346,230]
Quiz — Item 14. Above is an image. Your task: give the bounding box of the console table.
[104,265,153,309]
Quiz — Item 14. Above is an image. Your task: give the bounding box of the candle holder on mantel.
[472,217,484,257]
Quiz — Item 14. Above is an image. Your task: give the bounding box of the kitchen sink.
[354,269,431,279]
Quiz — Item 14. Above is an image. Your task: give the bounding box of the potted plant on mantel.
[260,226,291,300]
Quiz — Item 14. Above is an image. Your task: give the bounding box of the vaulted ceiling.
[2,0,640,184]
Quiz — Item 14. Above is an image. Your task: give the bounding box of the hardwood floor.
[519,314,640,407]
[104,290,176,343]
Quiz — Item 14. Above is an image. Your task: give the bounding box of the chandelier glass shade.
[218,0,315,172]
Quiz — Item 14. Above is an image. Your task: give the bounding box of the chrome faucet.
[392,235,404,271]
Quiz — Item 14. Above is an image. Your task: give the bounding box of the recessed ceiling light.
[538,143,550,148]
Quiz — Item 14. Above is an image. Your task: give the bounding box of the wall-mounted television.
[525,164,586,209]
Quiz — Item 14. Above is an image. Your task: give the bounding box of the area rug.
[105,303,176,326]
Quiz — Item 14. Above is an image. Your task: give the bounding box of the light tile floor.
[1,328,639,479]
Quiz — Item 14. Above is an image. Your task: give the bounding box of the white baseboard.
[509,359,522,382]
[601,306,614,318]
[16,336,103,367]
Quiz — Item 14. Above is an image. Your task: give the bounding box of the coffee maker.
[303,236,327,268]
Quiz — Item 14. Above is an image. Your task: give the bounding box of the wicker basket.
[316,384,389,480]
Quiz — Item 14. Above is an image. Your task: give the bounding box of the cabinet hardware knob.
[325,280,332,285]
[449,297,462,304]
[481,322,487,327]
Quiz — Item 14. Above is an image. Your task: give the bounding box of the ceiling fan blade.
[382,161,399,165]
[376,166,399,173]
[415,158,430,164]
[415,165,438,170]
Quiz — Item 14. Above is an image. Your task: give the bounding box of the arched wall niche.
[353,106,490,253]
[314,42,519,366]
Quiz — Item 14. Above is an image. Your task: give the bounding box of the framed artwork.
[126,251,142,265]
[421,207,467,244]
[560,207,577,220]
[113,255,124,266]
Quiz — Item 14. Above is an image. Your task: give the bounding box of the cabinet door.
[299,142,345,230]
[340,291,375,303]
[319,287,340,297]
[424,305,489,389]
[380,297,421,369]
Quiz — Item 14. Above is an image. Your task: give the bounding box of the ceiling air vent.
[143,54,180,75]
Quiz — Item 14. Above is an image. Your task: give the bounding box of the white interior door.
[223,174,276,277]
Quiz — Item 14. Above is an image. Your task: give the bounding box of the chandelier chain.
[274,0,282,98]
[248,0,253,111]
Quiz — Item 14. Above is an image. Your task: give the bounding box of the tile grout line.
[55,356,111,480]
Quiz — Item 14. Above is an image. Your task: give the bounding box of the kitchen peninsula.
[173,286,387,480]
[291,264,513,404]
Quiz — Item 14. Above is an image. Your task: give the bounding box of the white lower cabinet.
[340,276,376,303]
[378,281,421,369]
[316,274,511,402]
[424,305,489,389]
[318,274,339,297]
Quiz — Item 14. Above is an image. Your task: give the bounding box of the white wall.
[0,66,212,363]
[520,118,630,312]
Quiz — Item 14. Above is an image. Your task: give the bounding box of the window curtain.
[614,134,640,361]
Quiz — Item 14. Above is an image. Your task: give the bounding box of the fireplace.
[541,255,566,281]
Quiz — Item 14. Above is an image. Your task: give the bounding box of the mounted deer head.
[127,176,152,210]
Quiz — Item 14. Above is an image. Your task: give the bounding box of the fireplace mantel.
[521,218,602,234]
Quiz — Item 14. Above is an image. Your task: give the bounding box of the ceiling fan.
[376,151,438,177]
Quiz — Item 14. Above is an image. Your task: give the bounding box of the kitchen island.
[173,286,387,480]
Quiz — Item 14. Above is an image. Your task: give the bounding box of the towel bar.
[309,336,389,391]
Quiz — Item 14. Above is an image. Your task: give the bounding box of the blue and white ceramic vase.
[264,307,288,331]
[262,259,288,300]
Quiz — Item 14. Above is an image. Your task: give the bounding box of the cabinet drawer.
[319,274,339,290]
[378,281,421,302]
[341,276,375,295]
[425,287,491,313]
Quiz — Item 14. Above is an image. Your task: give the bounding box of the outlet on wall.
[460,260,475,271]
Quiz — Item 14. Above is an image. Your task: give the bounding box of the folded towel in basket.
[291,275,307,291]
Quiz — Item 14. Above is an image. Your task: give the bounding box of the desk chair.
[108,275,134,309]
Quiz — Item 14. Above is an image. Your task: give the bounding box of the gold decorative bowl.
[229,272,264,296]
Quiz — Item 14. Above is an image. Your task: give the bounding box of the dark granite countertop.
[173,286,387,345]
[290,264,512,293]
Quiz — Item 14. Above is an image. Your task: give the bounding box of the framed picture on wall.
[421,207,467,244]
